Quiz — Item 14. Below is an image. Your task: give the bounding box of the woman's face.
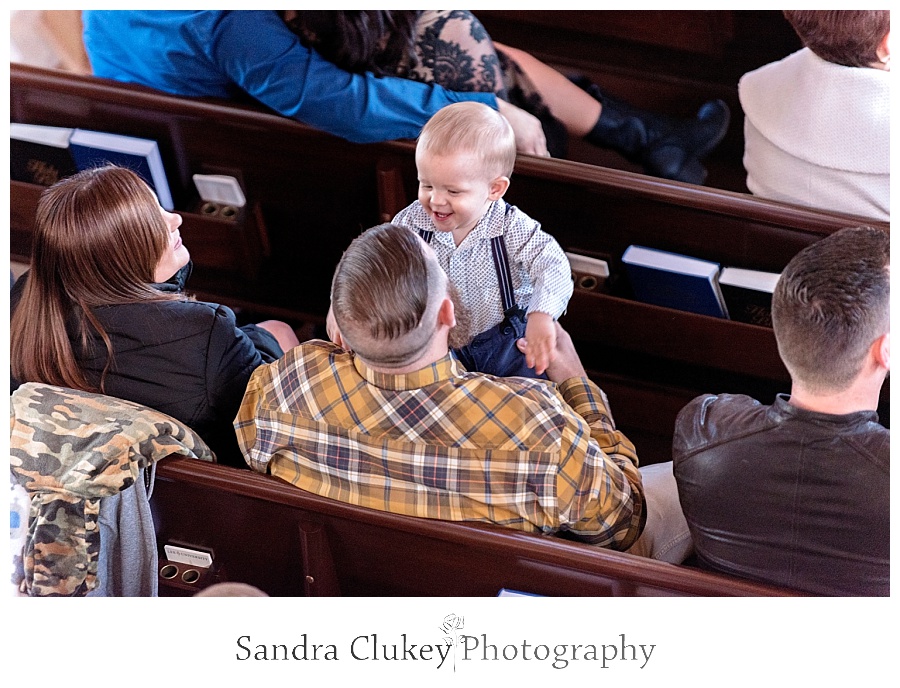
[153,205,190,283]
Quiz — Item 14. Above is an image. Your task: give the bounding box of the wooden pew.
[10,64,889,466]
[478,10,800,85]
[151,456,802,597]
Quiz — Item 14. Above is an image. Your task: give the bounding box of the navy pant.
[453,308,548,380]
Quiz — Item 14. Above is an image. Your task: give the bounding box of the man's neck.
[787,377,884,416]
[362,341,450,376]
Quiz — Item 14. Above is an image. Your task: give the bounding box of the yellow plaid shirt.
[235,340,645,549]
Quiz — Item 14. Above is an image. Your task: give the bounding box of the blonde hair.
[417,101,516,178]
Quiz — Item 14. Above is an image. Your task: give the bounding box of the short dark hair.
[330,223,445,367]
[772,226,890,393]
[783,10,890,67]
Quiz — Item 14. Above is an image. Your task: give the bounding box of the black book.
[718,267,781,327]
[10,123,78,186]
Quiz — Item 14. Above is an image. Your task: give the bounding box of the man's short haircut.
[331,223,446,368]
[417,101,517,179]
[783,10,890,68]
[772,226,889,393]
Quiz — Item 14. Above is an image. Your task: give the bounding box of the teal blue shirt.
[82,10,496,144]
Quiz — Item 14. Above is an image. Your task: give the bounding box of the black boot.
[573,76,730,185]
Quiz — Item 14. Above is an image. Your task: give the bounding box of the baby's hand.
[521,312,557,375]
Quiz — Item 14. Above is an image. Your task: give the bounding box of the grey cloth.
[87,465,159,597]
[624,462,693,564]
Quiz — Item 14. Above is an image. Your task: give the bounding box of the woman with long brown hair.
[10,165,299,467]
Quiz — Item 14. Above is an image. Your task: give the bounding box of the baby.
[391,100,573,378]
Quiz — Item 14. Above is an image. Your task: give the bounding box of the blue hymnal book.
[68,128,174,210]
[622,245,728,318]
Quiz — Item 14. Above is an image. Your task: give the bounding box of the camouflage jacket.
[10,383,215,596]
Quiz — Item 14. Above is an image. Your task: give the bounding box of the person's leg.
[495,49,570,158]
[256,320,301,354]
[494,43,600,137]
[452,317,547,379]
[453,325,498,376]
[625,461,693,563]
[485,313,549,379]
[574,76,729,186]
[493,42,729,185]
[41,10,91,74]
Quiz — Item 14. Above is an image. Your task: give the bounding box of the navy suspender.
[417,229,516,314]
[488,234,516,314]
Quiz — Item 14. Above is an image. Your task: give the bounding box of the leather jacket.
[673,393,889,596]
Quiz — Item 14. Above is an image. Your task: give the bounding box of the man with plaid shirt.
[236,223,689,558]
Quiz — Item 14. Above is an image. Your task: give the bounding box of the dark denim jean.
[453,308,548,380]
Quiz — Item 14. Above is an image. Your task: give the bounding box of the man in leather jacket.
[673,226,889,596]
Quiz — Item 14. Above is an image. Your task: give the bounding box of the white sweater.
[739,48,889,221]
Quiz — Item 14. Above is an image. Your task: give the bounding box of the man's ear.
[874,331,890,371]
[488,176,510,201]
[437,295,456,329]
[876,30,891,66]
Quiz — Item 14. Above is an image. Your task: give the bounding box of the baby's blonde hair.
[417,101,516,179]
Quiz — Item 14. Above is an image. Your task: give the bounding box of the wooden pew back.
[151,457,801,597]
[10,64,889,464]
[11,64,388,304]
